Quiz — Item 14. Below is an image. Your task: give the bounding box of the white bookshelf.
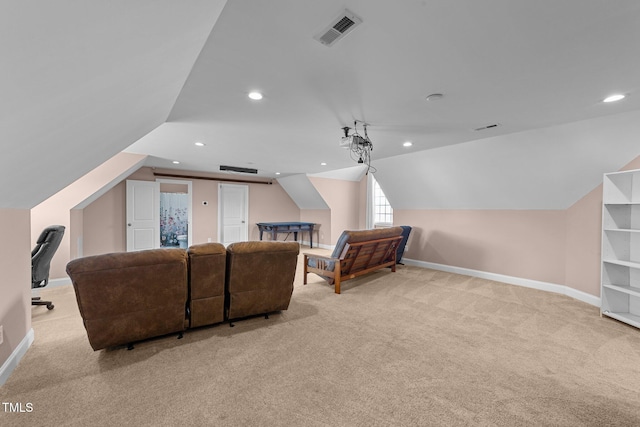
[601,169,640,329]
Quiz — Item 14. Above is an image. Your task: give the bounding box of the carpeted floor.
[2,248,640,426]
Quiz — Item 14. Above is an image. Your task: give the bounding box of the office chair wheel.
[46,303,54,310]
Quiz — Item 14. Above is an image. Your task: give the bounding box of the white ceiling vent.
[474,123,500,131]
[314,9,362,47]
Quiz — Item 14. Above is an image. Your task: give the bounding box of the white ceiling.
[3,1,640,210]
[0,0,227,209]
[377,109,640,210]
[125,0,640,179]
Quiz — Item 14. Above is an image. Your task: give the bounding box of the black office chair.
[31,225,65,310]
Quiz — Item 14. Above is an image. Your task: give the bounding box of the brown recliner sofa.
[188,243,227,328]
[66,241,298,350]
[67,248,192,351]
[226,241,299,321]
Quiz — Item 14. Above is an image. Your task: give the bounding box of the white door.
[126,180,160,251]
[218,184,248,246]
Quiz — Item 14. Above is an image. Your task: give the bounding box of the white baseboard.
[0,328,34,386]
[31,277,71,293]
[402,258,601,307]
[300,240,333,251]
[44,277,71,289]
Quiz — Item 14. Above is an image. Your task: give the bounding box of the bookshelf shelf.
[601,169,640,329]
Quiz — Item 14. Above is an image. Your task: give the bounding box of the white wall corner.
[0,328,34,386]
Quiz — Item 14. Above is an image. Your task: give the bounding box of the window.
[371,175,393,227]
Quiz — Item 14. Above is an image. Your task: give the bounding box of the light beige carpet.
[2,248,640,426]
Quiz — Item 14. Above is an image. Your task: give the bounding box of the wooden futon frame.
[303,235,403,294]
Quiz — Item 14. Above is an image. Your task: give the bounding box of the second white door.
[218,183,248,246]
[126,180,160,251]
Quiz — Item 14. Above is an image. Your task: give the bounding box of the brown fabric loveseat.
[66,241,298,350]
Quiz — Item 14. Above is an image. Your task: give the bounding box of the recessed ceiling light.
[172,161,180,164]
[403,141,413,147]
[248,91,263,100]
[320,162,327,166]
[603,94,625,103]
[275,172,281,175]
[194,142,205,147]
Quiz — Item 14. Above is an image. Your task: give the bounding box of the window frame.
[368,174,393,228]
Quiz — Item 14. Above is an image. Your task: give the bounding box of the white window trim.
[368,174,393,229]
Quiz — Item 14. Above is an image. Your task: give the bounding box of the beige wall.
[192,179,218,244]
[81,171,367,254]
[0,209,31,369]
[30,152,146,277]
[80,168,302,254]
[69,209,83,260]
[32,161,366,278]
[247,180,302,241]
[309,176,362,244]
[300,209,332,246]
[82,182,127,256]
[394,209,567,286]
[564,185,603,296]
[394,155,640,298]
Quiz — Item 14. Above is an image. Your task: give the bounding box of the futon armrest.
[304,253,340,273]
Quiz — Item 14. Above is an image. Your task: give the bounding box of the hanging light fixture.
[341,121,376,174]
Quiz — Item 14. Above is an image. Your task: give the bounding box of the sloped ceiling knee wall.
[373,110,640,211]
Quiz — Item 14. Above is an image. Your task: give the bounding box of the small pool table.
[256,222,316,248]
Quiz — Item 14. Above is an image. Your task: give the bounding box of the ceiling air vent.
[474,123,500,131]
[314,9,362,47]
[220,165,258,174]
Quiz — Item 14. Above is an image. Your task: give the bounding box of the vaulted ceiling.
[3,1,640,209]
